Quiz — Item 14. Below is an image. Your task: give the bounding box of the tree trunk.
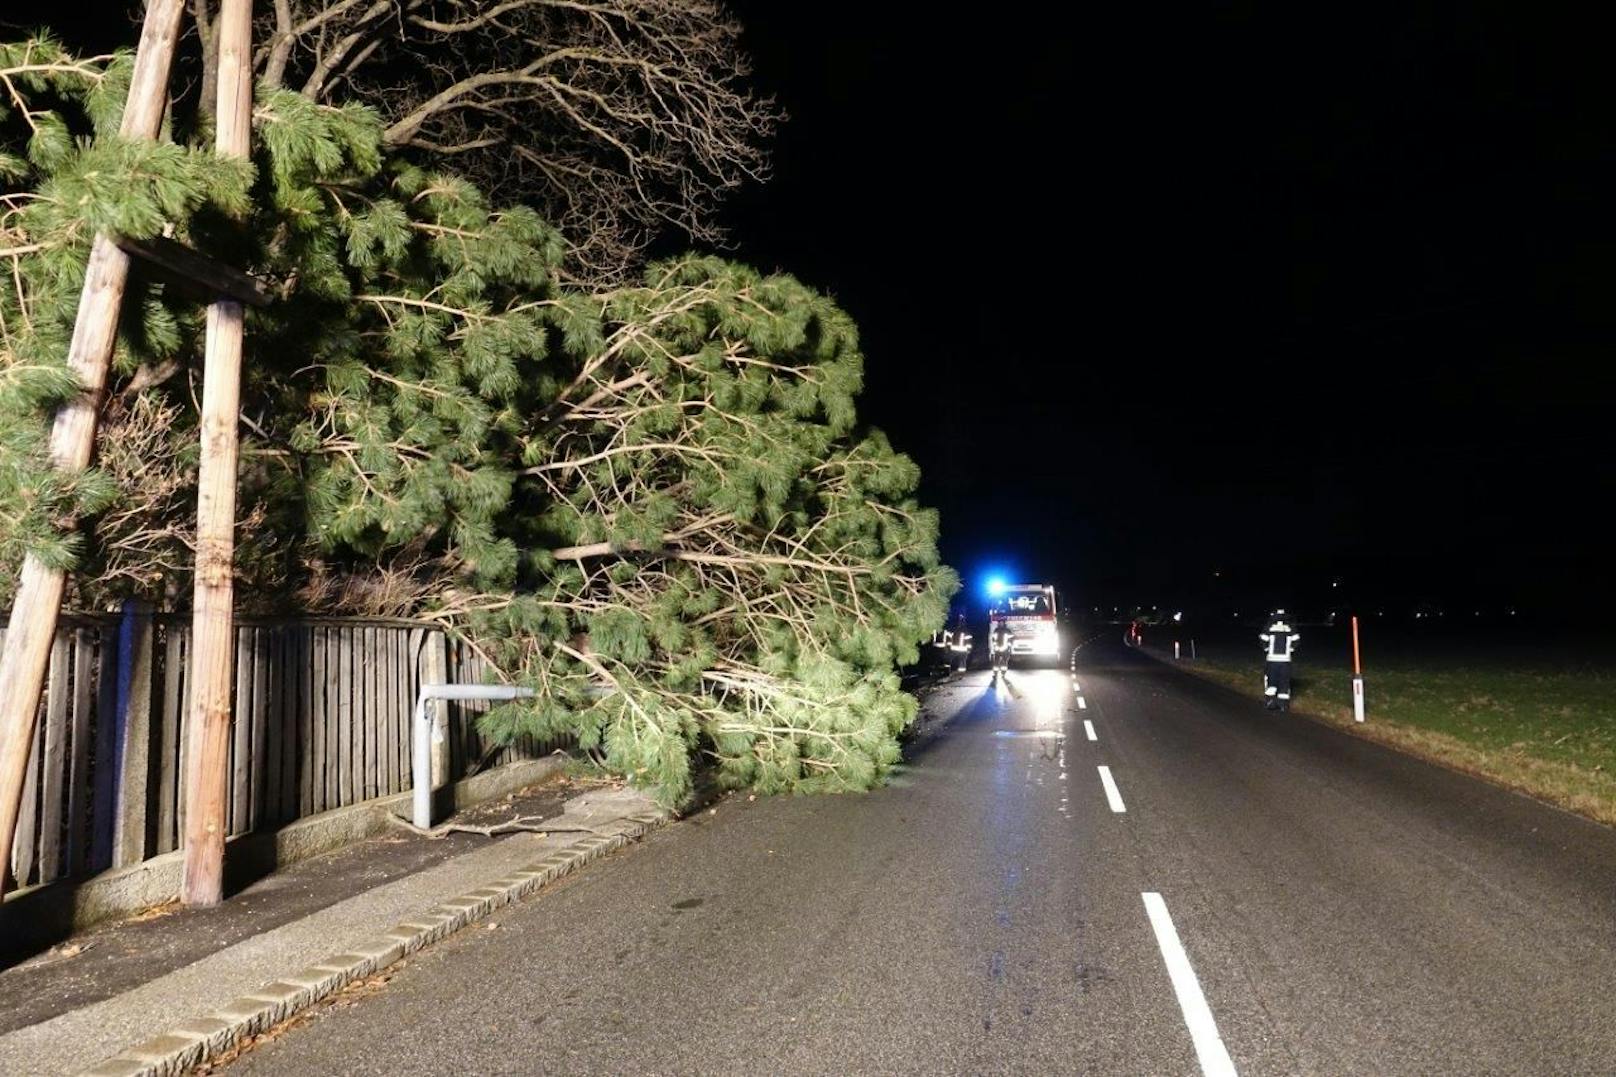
[181,0,253,909]
[0,0,187,899]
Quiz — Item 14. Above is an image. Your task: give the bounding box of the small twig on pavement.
[384,812,611,840]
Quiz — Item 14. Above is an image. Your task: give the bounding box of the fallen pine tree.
[0,37,955,807]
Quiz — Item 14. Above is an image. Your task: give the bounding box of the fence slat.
[14,745,38,889]
[310,626,327,813]
[113,605,155,868]
[160,624,185,854]
[90,626,118,870]
[380,627,396,795]
[364,626,379,800]
[444,640,461,779]
[375,628,390,796]
[354,625,368,804]
[231,626,252,834]
[10,681,39,888]
[325,626,341,809]
[254,627,273,828]
[279,626,298,821]
[399,630,413,791]
[357,627,370,801]
[359,625,373,802]
[261,627,279,824]
[252,620,274,821]
[337,627,353,807]
[66,630,94,875]
[399,630,412,792]
[456,641,472,778]
[34,634,70,882]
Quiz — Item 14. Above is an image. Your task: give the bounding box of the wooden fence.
[3,611,558,892]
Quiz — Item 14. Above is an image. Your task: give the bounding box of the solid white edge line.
[1141,892,1238,1077]
[1077,696,1088,710]
[1097,765,1126,812]
[1084,719,1097,741]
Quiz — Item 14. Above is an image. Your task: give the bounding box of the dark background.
[21,2,1616,623]
[722,1,1616,623]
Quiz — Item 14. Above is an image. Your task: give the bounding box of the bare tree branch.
[252,0,780,282]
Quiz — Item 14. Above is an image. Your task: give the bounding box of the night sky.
[722,2,1616,620]
[20,2,1616,619]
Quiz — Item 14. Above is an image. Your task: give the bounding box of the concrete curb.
[79,807,670,1077]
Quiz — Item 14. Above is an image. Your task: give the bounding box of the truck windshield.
[996,592,1052,617]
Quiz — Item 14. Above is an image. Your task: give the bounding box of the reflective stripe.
[1264,625,1297,660]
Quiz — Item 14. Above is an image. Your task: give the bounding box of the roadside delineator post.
[1351,614,1366,722]
[1173,640,1180,660]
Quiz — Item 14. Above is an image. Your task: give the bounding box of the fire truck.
[988,584,1061,666]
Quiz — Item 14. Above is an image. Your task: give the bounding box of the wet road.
[233,637,1616,1075]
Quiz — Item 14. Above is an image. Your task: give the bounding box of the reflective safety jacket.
[1259,620,1300,662]
[944,628,973,653]
[991,626,1014,653]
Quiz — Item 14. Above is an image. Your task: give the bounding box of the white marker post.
[1174,640,1181,660]
[1351,615,1366,723]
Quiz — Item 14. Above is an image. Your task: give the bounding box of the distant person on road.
[991,619,1012,675]
[1260,609,1300,711]
[948,613,971,673]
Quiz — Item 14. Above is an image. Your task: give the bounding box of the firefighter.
[1259,609,1300,711]
[947,613,972,673]
[930,622,950,672]
[991,618,1013,675]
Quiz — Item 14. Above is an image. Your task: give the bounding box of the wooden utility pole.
[181,0,254,908]
[0,0,187,899]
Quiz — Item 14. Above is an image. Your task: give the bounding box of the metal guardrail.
[411,684,536,829]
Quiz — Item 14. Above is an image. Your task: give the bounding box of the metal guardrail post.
[411,684,536,829]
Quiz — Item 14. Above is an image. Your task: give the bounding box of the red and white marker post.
[1351,615,1366,722]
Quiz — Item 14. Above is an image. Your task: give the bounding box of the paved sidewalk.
[0,779,666,1076]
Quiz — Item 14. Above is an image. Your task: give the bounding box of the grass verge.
[1154,636,1616,828]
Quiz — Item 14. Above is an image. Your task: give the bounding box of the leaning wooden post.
[181,0,253,907]
[0,0,187,899]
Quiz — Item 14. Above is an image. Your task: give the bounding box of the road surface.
[233,636,1616,1075]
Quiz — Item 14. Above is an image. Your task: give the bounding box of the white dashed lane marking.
[1097,765,1126,813]
[1142,892,1238,1077]
[1084,719,1097,741]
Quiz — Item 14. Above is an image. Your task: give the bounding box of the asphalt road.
[233,637,1616,1075]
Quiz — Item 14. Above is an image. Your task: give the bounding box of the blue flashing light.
[986,576,1008,597]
